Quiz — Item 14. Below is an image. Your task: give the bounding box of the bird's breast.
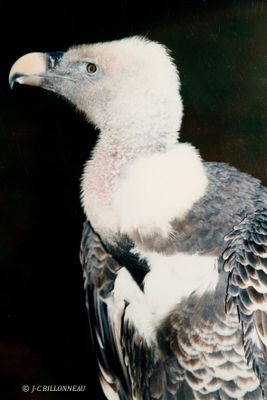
[141,251,219,320]
[81,143,208,242]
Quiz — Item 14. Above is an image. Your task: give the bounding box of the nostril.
[47,52,65,69]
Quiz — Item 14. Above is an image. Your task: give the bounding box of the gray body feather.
[81,161,267,399]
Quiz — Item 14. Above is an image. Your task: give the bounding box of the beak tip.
[9,76,15,90]
[8,51,65,91]
[8,52,48,90]
[9,73,23,90]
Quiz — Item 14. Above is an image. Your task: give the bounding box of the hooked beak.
[9,51,64,89]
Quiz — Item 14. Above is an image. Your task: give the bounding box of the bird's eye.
[87,63,97,74]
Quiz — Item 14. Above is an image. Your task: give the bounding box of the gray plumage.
[81,161,267,399]
[130,162,267,256]
[9,37,267,400]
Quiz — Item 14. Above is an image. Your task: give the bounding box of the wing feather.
[80,221,187,399]
[80,221,130,399]
[223,209,267,397]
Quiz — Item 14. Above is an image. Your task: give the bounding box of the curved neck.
[96,126,179,162]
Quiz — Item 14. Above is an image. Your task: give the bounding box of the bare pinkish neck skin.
[85,131,166,207]
[84,135,132,208]
[86,147,120,207]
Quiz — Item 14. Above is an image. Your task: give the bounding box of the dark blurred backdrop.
[1,1,267,399]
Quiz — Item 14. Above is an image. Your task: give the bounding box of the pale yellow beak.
[9,52,48,89]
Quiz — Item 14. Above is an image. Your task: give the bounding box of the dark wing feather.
[223,209,267,398]
[80,221,130,399]
[80,221,186,400]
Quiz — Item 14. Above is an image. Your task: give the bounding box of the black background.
[1,1,267,399]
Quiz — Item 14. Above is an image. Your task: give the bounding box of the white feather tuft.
[113,143,208,238]
[142,251,219,321]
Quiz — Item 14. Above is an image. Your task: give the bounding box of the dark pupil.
[88,63,96,73]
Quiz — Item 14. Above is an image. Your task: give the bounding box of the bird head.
[9,37,183,145]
